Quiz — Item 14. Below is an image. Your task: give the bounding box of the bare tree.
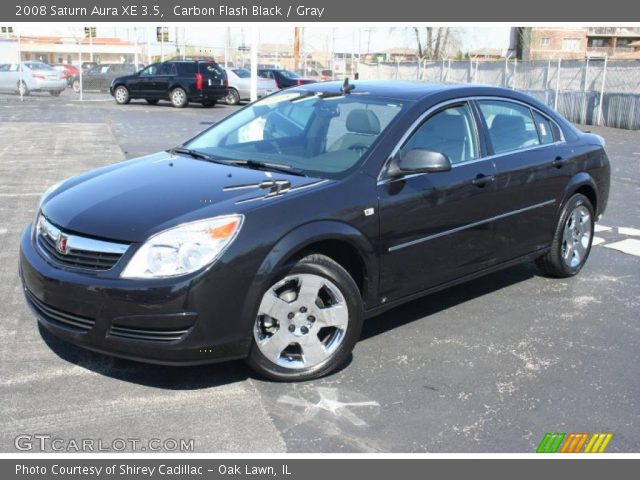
[412,27,456,60]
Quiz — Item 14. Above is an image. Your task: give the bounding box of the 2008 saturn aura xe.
[19,81,610,381]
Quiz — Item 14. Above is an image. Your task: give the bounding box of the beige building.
[17,36,138,65]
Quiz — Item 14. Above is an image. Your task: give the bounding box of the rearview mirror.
[387,149,452,177]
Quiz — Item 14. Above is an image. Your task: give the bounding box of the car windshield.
[280,69,300,79]
[232,68,251,78]
[185,90,405,178]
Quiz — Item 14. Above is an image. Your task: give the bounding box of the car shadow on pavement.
[38,324,250,390]
[361,262,538,340]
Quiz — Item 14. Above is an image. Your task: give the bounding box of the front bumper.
[19,224,252,365]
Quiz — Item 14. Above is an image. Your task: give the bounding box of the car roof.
[292,81,533,102]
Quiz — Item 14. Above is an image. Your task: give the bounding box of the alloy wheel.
[254,273,349,369]
[561,205,592,268]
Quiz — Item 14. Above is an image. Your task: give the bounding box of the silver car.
[0,62,66,96]
[222,67,278,105]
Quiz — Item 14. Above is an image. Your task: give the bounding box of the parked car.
[0,62,66,96]
[20,82,610,381]
[257,68,316,89]
[110,60,228,108]
[71,64,139,93]
[222,67,277,105]
[81,62,98,73]
[52,64,80,86]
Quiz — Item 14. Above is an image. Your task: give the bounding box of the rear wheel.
[145,99,159,105]
[170,87,188,108]
[536,193,594,277]
[72,79,80,93]
[247,254,363,381]
[225,88,240,105]
[114,85,130,105]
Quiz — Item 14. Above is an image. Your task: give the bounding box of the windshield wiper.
[169,147,235,166]
[230,159,307,177]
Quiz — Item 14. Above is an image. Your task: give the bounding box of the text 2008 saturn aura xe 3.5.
[19,81,610,381]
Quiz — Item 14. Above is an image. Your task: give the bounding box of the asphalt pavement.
[0,90,638,452]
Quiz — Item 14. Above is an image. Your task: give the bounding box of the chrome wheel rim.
[254,273,349,370]
[172,89,185,105]
[226,90,239,105]
[115,87,127,103]
[561,205,592,268]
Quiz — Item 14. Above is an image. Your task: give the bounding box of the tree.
[412,27,457,60]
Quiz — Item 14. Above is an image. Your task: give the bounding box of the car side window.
[532,110,557,145]
[401,103,479,165]
[140,64,158,76]
[477,100,540,154]
[0,64,8,72]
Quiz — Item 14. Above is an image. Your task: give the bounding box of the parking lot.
[0,90,638,453]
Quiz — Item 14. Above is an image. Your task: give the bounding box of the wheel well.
[289,239,367,297]
[575,185,597,213]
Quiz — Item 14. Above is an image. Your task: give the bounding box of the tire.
[113,85,130,105]
[536,193,595,278]
[170,87,188,108]
[17,81,29,96]
[49,90,62,97]
[247,254,363,381]
[72,80,80,93]
[145,99,159,105]
[224,88,240,105]
[201,99,216,108]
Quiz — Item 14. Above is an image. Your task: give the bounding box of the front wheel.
[247,254,363,381]
[170,87,188,108]
[536,193,594,277]
[113,85,130,104]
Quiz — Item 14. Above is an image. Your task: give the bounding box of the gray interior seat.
[328,109,381,152]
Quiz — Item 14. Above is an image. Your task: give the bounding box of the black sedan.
[19,81,610,381]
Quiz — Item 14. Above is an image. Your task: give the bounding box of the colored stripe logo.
[537,432,613,453]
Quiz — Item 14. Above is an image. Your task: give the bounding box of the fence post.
[504,56,508,87]
[441,58,445,82]
[597,55,608,126]
[468,58,472,83]
[474,60,479,83]
[396,58,400,80]
[554,57,561,110]
[584,55,590,92]
[513,58,517,89]
[78,37,83,102]
[546,59,551,89]
[447,59,451,82]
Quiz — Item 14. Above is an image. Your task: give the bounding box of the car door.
[0,64,10,91]
[129,64,159,96]
[377,101,501,302]
[153,62,176,96]
[474,99,569,260]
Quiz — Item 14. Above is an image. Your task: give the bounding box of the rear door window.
[477,100,540,154]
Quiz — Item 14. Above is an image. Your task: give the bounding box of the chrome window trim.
[388,199,556,253]
[377,95,566,185]
[37,215,129,255]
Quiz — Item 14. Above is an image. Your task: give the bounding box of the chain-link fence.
[2,26,640,129]
[357,58,640,129]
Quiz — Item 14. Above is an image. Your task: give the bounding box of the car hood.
[41,151,328,243]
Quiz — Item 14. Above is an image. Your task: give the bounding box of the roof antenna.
[341,77,355,95]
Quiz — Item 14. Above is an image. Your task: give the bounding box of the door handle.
[552,156,568,168]
[472,174,495,188]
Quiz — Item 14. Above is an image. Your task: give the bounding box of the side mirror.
[387,148,452,177]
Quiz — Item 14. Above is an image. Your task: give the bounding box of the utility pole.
[293,27,301,72]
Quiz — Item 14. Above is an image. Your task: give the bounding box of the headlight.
[121,215,244,279]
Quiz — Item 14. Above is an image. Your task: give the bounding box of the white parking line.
[604,239,640,257]
[595,224,612,233]
[618,227,640,237]
[592,236,605,246]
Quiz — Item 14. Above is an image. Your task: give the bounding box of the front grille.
[37,233,123,270]
[108,324,190,343]
[26,289,95,333]
[35,215,128,271]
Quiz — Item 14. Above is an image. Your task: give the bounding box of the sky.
[13,25,513,55]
